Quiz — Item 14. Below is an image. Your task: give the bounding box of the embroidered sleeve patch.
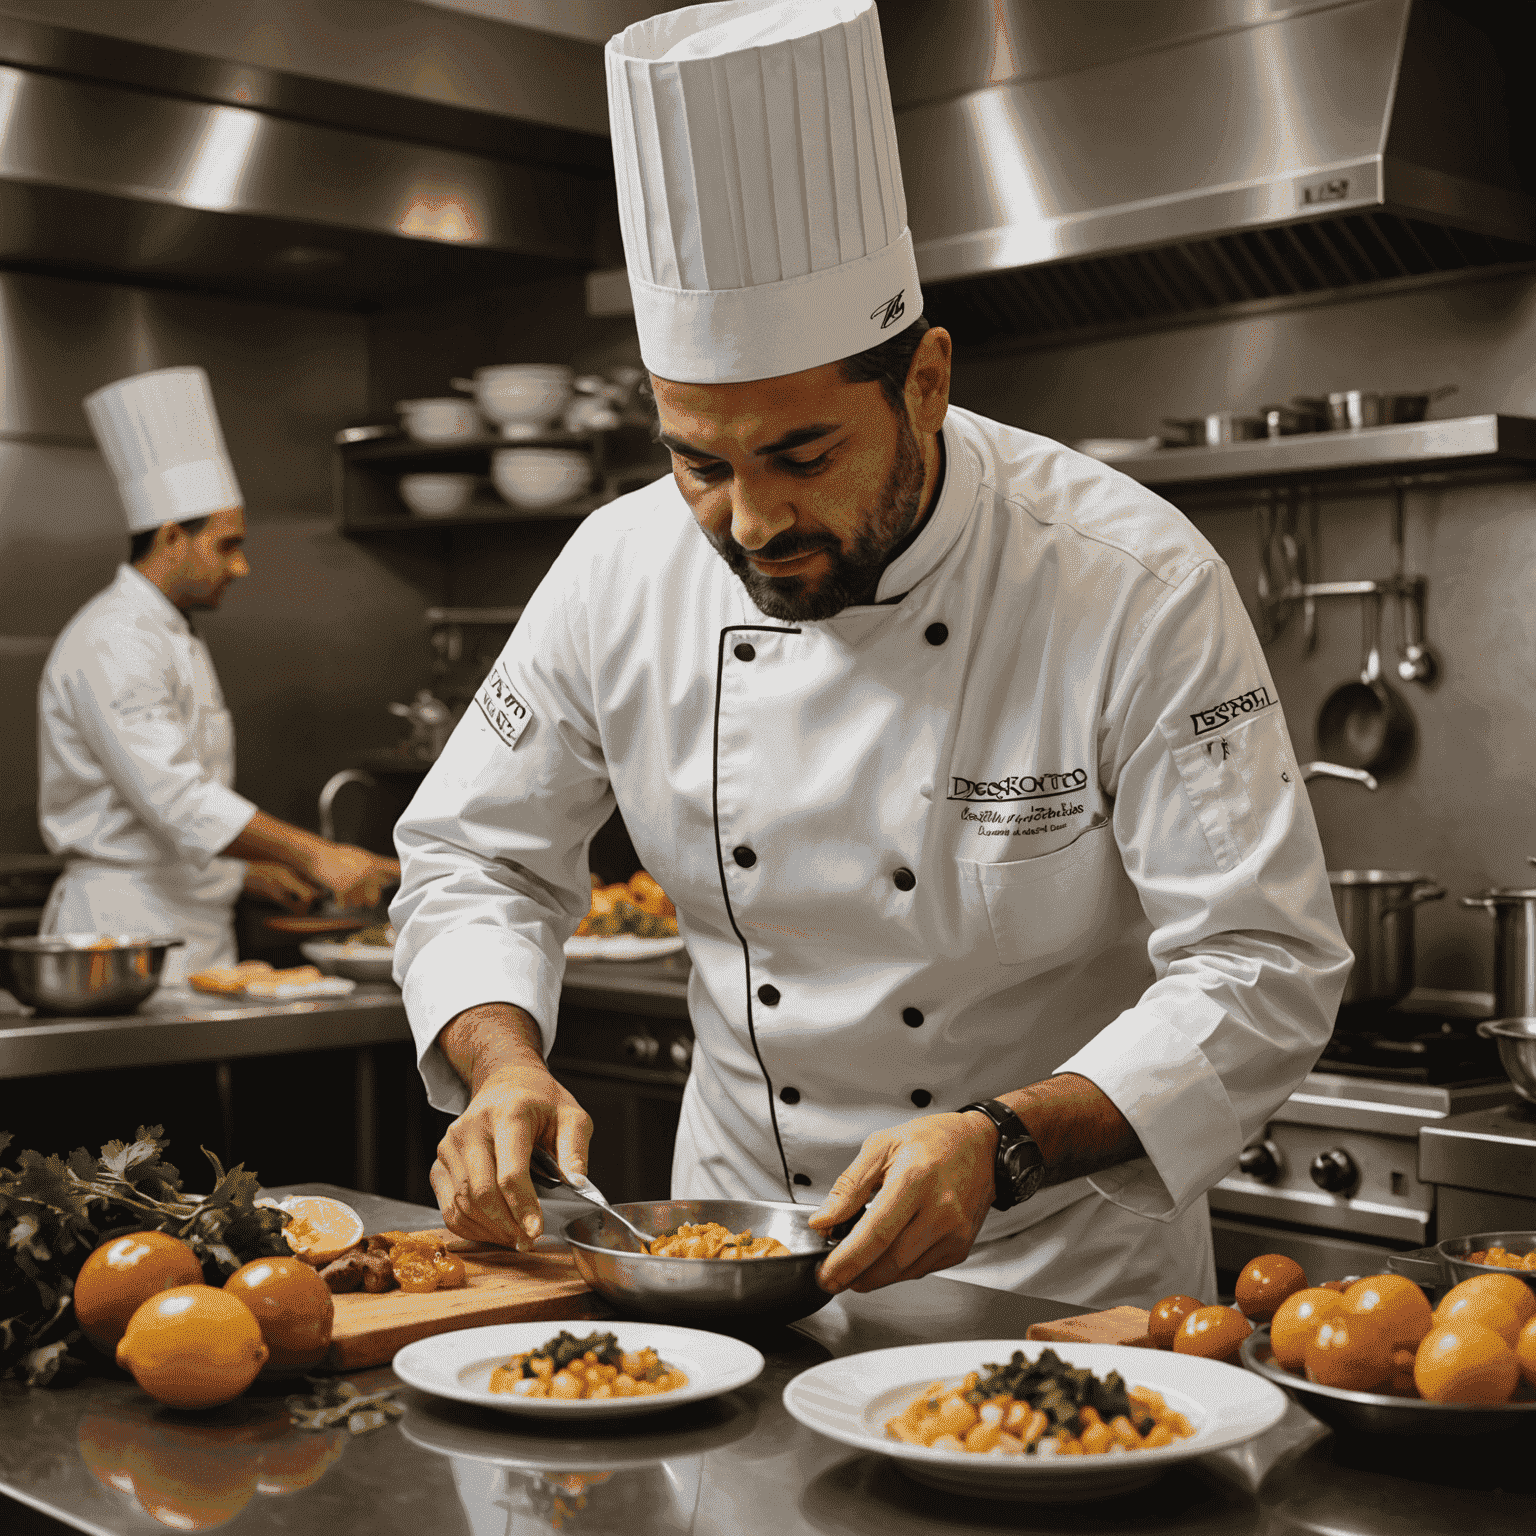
[475,662,534,749]
[1190,685,1276,738]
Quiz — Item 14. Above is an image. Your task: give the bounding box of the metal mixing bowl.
[1477,1017,1536,1102]
[562,1199,840,1330]
[0,933,183,1015]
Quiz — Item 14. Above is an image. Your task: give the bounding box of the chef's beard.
[705,409,926,622]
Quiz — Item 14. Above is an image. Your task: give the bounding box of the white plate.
[392,1322,763,1420]
[300,941,396,983]
[782,1340,1288,1502]
[563,935,685,962]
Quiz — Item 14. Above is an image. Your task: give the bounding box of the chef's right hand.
[307,843,399,908]
[429,1014,593,1250]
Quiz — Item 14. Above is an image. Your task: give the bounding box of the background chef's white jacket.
[392,406,1352,1304]
[38,564,254,980]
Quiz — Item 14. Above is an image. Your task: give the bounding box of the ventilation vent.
[925,213,1536,349]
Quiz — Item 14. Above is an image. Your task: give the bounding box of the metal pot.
[1329,870,1445,1008]
[1325,386,1457,430]
[0,933,183,1015]
[1460,887,1536,1020]
[1388,1230,1536,1297]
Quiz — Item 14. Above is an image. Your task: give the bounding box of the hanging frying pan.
[1315,592,1415,776]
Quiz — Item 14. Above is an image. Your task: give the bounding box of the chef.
[391,0,1351,1306]
[38,365,398,984]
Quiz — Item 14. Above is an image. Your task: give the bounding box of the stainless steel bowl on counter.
[563,1199,840,1330]
[1240,1325,1536,1436]
[1389,1230,1536,1297]
[0,933,183,1015]
[1475,1018,1536,1103]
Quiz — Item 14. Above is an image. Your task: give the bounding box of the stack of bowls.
[396,398,481,442]
[454,365,574,440]
[491,448,591,511]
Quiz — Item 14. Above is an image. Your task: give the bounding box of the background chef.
[391,0,1352,1306]
[38,365,398,984]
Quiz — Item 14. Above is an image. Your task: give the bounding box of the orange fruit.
[1414,1320,1519,1404]
[1269,1287,1348,1370]
[1234,1254,1308,1321]
[270,1195,363,1265]
[1342,1274,1434,1353]
[74,1232,204,1355]
[1516,1315,1536,1389]
[116,1286,269,1409]
[1172,1305,1252,1364]
[1303,1313,1393,1392]
[1148,1293,1202,1351]
[223,1257,334,1370]
[1433,1276,1529,1347]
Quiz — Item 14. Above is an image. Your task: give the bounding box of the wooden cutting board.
[325,1229,611,1370]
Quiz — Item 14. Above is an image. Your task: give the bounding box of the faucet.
[1301,762,1378,791]
[318,769,378,843]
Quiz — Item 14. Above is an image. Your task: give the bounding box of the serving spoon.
[528,1145,653,1251]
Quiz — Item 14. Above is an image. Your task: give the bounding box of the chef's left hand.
[808,1111,997,1294]
[242,861,320,914]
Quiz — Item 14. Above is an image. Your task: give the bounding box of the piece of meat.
[360,1250,397,1292]
[318,1250,368,1293]
[1026,1306,1153,1348]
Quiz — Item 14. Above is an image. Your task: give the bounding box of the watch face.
[1001,1140,1045,1199]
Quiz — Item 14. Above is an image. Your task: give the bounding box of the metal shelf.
[339,431,595,464]
[338,490,609,535]
[1110,414,1536,489]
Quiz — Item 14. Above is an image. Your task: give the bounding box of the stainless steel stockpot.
[1329,870,1444,1008]
[1461,887,1536,1021]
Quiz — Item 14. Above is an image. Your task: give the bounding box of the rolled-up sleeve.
[1055,559,1352,1220]
[57,639,255,866]
[390,542,614,1114]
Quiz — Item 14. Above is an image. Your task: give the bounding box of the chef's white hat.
[83,366,244,533]
[607,0,922,385]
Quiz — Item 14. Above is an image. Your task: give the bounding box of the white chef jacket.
[391,406,1352,1306]
[37,564,254,982]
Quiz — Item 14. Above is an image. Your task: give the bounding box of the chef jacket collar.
[115,562,192,636]
[872,414,975,604]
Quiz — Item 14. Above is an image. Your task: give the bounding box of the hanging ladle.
[1315,591,1416,776]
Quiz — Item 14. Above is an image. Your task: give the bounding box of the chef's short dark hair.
[840,314,932,413]
[129,516,211,564]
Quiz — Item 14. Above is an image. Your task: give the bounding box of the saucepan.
[1460,882,1536,1022]
[1328,870,1444,1009]
[1315,593,1415,776]
[1326,386,1458,430]
[561,1200,848,1330]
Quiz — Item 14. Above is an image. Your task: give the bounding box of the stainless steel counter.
[3,1185,1532,1536]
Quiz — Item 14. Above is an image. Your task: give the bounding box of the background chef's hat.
[607,0,922,384]
[83,366,244,533]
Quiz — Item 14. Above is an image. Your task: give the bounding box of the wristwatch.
[959,1099,1047,1211]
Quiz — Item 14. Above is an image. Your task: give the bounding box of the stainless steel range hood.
[0,0,617,310]
[879,0,1536,347]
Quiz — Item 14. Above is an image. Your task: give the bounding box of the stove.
[1419,1098,1536,1237]
[1208,991,1519,1280]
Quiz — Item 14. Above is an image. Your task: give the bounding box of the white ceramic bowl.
[491,447,590,510]
[396,397,481,442]
[398,473,477,517]
[461,365,574,439]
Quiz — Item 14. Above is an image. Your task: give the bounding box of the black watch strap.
[959,1099,1046,1211]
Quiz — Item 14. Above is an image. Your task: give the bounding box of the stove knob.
[1309,1148,1358,1195]
[668,1036,693,1070]
[1238,1142,1283,1183]
[622,1033,659,1065]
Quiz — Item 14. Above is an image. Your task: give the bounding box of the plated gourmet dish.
[884,1349,1195,1457]
[488,1329,687,1400]
[576,871,678,939]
